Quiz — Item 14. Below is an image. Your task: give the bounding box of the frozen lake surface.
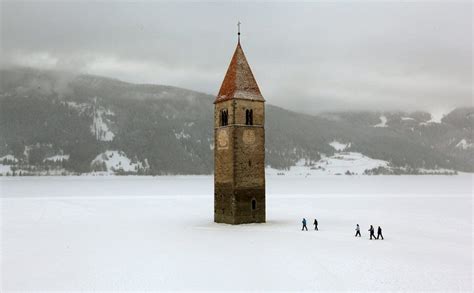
[1,175,472,291]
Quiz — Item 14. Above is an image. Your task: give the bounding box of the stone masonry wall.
[214,99,265,224]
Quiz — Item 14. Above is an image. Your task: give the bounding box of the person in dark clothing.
[302,218,308,231]
[368,225,376,240]
[377,226,384,240]
[355,224,361,237]
[314,219,318,231]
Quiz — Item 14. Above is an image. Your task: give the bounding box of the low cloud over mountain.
[0,68,472,175]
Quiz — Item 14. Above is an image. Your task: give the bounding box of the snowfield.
[266,153,389,176]
[373,115,388,127]
[1,175,472,291]
[91,150,148,174]
[329,140,351,151]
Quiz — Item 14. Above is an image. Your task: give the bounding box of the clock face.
[243,129,256,145]
[217,130,229,149]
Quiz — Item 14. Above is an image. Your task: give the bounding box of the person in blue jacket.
[302,218,308,231]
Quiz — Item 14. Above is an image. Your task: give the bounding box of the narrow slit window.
[245,109,253,125]
[221,109,228,126]
[251,199,257,210]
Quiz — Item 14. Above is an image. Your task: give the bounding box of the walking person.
[368,225,376,240]
[355,224,361,237]
[302,218,308,231]
[377,226,384,240]
[314,218,318,231]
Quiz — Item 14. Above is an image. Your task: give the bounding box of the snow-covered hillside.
[1,175,471,291]
[267,152,389,176]
[0,139,455,176]
[267,141,390,176]
[63,101,116,142]
[329,140,351,151]
[373,115,388,127]
[2,67,473,174]
[456,138,473,150]
[91,150,148,174]
[43,154,70,162]
[90,107,115,142]
[0,154,18,163]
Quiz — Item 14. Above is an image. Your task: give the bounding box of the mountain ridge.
[0,67,472,175]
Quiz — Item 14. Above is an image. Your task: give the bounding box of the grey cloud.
[1,1,472,115]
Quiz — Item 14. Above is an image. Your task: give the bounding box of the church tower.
[214,28,266,224]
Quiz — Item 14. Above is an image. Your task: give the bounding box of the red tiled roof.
[215,43,265,103]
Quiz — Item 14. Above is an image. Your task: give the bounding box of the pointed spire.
[237,21,241,44]
[215,37,265,103]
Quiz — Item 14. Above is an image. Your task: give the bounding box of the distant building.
[214,30,266,224]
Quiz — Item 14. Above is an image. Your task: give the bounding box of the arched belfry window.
[220,109,228,126]
[251,198,257,210]
[245,109,253,125]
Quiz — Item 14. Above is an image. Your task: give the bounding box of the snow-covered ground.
[0,164,12,174]
[456,138,473,150]
[1,175,472,291]
[329,140,350,151]
[267,141,390,176]
[43,154,70,162]
[0,155,18,163]
[267,152,389,176]
[91,150,147,173]
[373,115,388,127]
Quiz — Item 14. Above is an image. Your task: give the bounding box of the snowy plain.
[1,175,472,291]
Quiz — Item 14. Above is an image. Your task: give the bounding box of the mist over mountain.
[0,67,472,175]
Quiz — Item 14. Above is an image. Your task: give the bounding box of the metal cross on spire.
[237,21,241,43]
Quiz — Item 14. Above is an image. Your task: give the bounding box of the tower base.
[214,184,265,224]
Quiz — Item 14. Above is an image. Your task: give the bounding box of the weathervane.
[237,21,241,43]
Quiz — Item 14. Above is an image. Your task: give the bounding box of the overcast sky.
[1,1,472,115]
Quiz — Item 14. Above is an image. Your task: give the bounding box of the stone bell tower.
[214,26,265,224]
